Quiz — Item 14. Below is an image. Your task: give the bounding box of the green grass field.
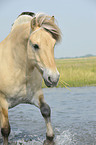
[42,57,96,88]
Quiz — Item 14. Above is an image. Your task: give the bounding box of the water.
[0,87,96,145]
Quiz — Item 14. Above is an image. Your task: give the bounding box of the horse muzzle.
[43,68,60,87]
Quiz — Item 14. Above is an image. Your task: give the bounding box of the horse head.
[27,13,61,87]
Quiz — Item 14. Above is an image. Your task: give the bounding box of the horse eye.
[33,44,39,50]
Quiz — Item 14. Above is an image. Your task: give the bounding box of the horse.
[0,11,61,145]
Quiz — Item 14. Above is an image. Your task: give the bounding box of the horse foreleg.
[39,95,55,145]
[0,107,11,145]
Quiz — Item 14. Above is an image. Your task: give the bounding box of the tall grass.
[42,57,96,88]
[56,57,96,87]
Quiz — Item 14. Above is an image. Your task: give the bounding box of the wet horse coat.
[0,12,61,145]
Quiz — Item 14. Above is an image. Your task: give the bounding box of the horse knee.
[40,103,51,118]
[1,122,11,137]
[1,108,11,138]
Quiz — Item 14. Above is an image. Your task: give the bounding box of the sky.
[0,0,96,58]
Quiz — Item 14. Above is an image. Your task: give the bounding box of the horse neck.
[11,22,30,48]
[10,23,31,69]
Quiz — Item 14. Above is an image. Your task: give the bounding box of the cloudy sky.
[0,0,96,58]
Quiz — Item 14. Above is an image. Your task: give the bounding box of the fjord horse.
[0,12,61,145]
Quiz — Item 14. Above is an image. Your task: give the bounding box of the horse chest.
[7,83,26,108]
[7,75,41,109]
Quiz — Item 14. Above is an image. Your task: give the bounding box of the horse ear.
[31,17,36,30]
[50,16,55,22]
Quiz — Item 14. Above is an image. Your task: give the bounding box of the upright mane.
[11,12,35,31]
[12,12,61,42]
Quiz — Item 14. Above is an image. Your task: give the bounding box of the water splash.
[55,130,73,145]
[9,129,74,145]
[16,139,43,145]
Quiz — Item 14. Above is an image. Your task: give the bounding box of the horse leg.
[39,95,55,145]
[0,96,11,145]
[0,108,11,145]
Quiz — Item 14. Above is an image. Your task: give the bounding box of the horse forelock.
[34,13,61,42]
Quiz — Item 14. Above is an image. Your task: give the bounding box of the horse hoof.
[43,139,55,145]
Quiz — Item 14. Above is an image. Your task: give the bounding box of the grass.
[42,57,96,88]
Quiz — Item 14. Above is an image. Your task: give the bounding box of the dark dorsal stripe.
[18,12,35,17]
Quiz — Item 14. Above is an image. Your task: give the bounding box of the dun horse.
[0,12,61,145]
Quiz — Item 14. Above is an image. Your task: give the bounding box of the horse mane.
[12,12,61,42]
[11,12,35,31]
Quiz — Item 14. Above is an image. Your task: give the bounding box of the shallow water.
[0,87,96,145]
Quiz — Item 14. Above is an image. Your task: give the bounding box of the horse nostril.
[48,76,51,82]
